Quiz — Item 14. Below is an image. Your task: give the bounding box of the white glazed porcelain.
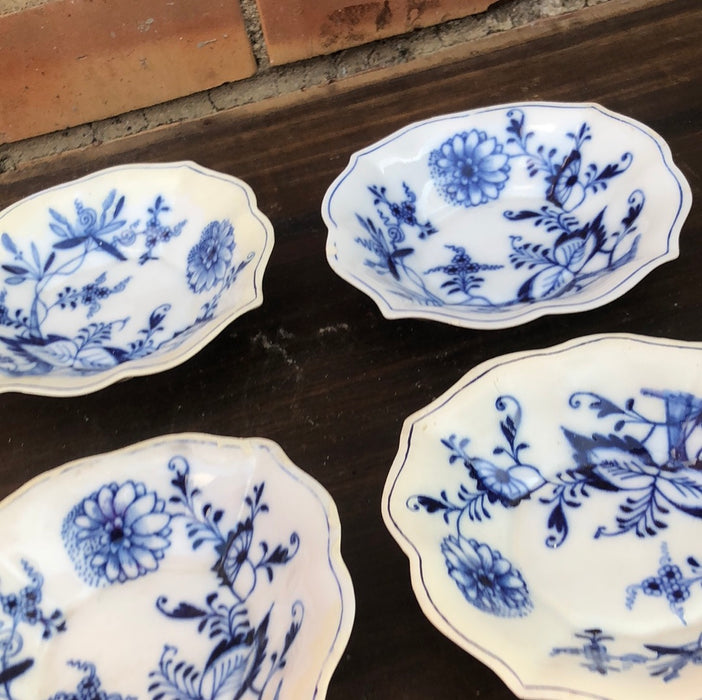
[383,334,702,699]
[0,434,354,699]
[323,102,691,328]
[0,162,273,396]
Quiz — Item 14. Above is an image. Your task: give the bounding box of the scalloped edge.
[1,432,355,699]
[323,102,692,329]
[0,162,274,397]
[382,333,702,699]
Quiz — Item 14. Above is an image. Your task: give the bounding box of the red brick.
[0,0,255,143]
[256,0,497,65]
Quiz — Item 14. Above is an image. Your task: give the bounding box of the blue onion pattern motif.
[48,660,136,700]
[626,543,702,625]
[0,560,65,699]
[148,457,304,700]
[410,389,702,550]
[186,219,235,293]
[62,480,172,586]
[552,628,702,683]
[353,108,643,312]
[464,456,546,507]
[0,190,254,379]
[429,129,510,207]
[426,245,503,301]
[441,535,532,617]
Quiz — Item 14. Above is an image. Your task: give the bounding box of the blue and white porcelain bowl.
[0,162,273,396]
[323,103,691,328]
[383,335,702,699]
[0,434,355,699]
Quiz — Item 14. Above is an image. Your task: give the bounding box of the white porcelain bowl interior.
[383,334,702,699]
[0,161,273,395]
[324,102,691,328]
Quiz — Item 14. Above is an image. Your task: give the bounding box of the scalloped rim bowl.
[0,433,355,699]
[323,102,691,328]
[383,334,702,699]
[0,162,273,396]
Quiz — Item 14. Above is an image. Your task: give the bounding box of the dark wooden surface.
[0,0,700,696]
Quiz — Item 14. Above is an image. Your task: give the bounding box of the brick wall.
[0,0,493,144]
[0,0,606,164]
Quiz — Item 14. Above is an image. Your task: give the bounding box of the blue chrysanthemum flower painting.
[186,219,236,293]
[62,480,172,586]
[326,103,690,328]
[441,535,532,617]
[429,129,510,207]
[0,163,273,396]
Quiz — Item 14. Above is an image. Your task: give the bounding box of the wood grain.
[0,0,700,697]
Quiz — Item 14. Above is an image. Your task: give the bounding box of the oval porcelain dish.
[323,102,691,328]
[0,162,273,396]
[383,334,702,699]
[0,434,354,699]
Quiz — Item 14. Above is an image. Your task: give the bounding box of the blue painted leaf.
[2,264,28,275]
[30,242,41,268]
[49,207,69,224]
[545,502,568,548]
[553,235,596,270]
[49,223,69,237]
[622,197,644,229]
[589,396,625,418]
[27,338,79,368]
[562,429,654,492]
[73,345,119,371]
[504,209,541,221]
[53,235,88,249]
[594,156,631,183]
[98,218,127,236]
[264,542,295,565]
[658,469,702,517]
[149,304,170,329]
[43,251,56,272]
[1,232,17,254]
[413,495,448,514]
[518,265,575,302]
[102,189,116,212]
[165,602,207,619]
[93,236,127,261]
[113,195,125,218]
[387,247,414,280]
[501,415,517,445]
[4,275,26,285]
[0,658,34,684]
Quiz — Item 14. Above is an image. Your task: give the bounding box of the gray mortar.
[0,0,610,172]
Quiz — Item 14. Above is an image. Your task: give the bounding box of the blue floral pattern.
[0,190,253,378]
[0,560,66,699]
[48,660,136,700]
[441,535,531,617]
[354,108,643,310]
[429,129,510,207]
[552,628,702,682]
[186,220,235,293]
[62,480,172,586]
[626,543,702,625]
[409,389,702,549]
[30,453,307,698]
[147,457,303,700]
